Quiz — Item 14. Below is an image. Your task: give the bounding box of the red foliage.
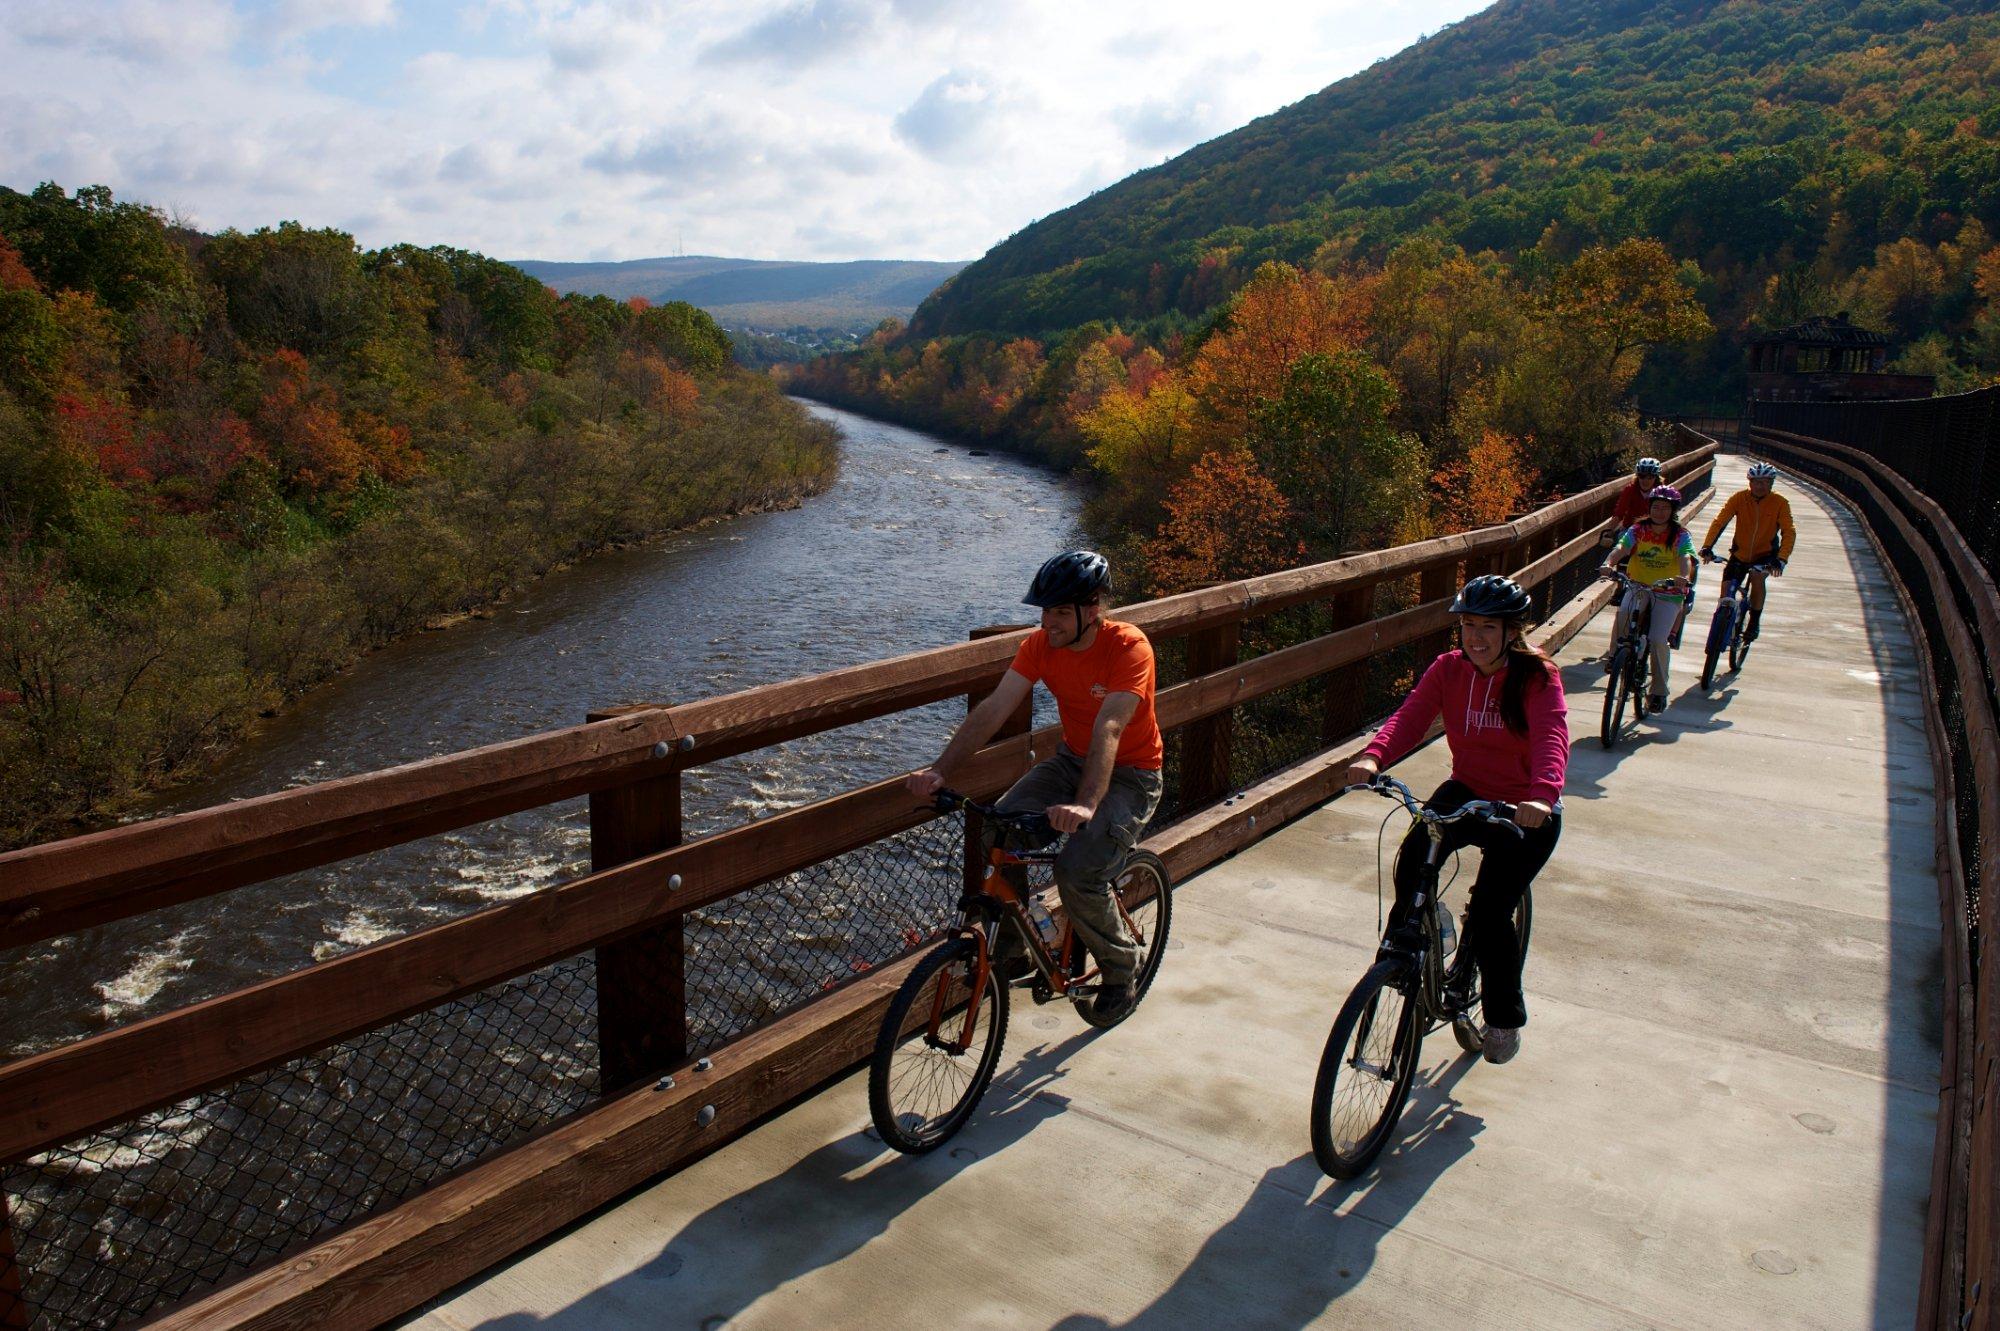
[626,295,652,312]
[56,392,147,483]
[253,350,364,496]
[144,410,264,508]
[0,235,38,293]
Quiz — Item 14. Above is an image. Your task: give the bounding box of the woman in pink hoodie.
[1345,574,1569,1064]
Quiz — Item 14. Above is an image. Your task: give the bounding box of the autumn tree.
[1248,349,1427,557]
[1431,429,1537,533]
[1144,449,1304,594]
[1185,262,1373,444]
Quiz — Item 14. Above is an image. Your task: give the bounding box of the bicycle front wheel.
[1701,602,1733,689]
[1600,648,1629,749]
[1729,605,1754,671]
[1310,958,1421,1179]
[869,938,1009,1154]
[1077,848,1173,1030]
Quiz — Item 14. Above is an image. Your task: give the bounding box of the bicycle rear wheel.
[1077,848,1173,1030]
[1310,958,1421,1179]
[1700,602,1734,690]
[1447,889,1533,1053]
[1629,653,1650,720]
[1599,647,1629,749]
[869,938,1009,1154]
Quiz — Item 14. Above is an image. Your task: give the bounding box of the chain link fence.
[3,525,1625,1328]
[1755,388,2000,584]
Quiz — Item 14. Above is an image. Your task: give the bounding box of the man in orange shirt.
[908,551,1164,1021]
[1701,462,1796,642]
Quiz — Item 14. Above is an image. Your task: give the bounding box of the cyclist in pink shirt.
[1345,575,1569,1064]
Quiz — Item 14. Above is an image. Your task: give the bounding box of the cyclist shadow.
[458,1027,1102,1331]
[1051,1058,1485,1331]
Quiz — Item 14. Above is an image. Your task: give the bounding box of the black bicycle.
[1309,774,1530,1179]
[867,789,1172,1153]
[1699,552,1779,689]
[1597,571,1653,748]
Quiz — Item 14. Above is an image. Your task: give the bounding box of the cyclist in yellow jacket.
[1701,463,1796,643]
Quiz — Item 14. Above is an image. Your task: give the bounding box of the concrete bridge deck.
[409,457,1939,1330]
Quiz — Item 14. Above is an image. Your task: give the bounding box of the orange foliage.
[1431,430,1538,532]
[1186,262,1375,442]
[1143,448,1304,594]
[254,350,366,495]
[626,295,652,312]
[619,349,700,423]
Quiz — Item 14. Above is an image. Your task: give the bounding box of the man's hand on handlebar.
[905,768,945,799]
[1699,546,1718,563]
[1045,802,1094,834]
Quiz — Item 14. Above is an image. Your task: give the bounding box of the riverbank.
[1,401,1081,1057]
[0,375,839,850]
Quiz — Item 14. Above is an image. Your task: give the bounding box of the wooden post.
[1,1194,30,1331]
[1414,561,1458,670]
[589,710,685,1094]
[1179,620,1240,809]
[965,627,1034,895]
[1320,581,1376,744]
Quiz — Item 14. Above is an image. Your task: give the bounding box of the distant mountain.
[511,255,969,332]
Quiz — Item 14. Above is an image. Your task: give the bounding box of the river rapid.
[4,401,1083,1057]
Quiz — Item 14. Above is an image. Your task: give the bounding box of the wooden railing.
[0,440,1718,1330]
[1744,424,2000,1331]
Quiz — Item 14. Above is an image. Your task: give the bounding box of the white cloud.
[0,0,1494,263]
[893,68,1011,160]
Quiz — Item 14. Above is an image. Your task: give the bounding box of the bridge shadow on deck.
[458,1028,1105,1331]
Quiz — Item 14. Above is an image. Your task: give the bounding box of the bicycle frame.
[920,792,1142,1049]
[1349,776,1520,1028]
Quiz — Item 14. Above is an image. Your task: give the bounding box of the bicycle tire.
[1629,652,1649,721]
[1729,607,1754,672]
[1599,647,1629,749]
[869,938,1009,1154]
[1700,602,1733,690]
[1446,888,1533,1053]
[1076,849,1173,1030]
[1311,958,1421,1178]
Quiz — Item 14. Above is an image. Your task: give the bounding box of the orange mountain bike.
[867,788,1172,1153]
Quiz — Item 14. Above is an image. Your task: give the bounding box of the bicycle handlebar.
[1341,773,1525,838]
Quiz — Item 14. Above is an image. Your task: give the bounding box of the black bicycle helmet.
[1023,550,1111,607]
[1635,456,1662,477]
[1450,574,1533,618]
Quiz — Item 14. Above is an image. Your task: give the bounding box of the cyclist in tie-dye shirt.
[1601,486,1696,710]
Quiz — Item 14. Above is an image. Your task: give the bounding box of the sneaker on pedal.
[1744,616,1761,643]
[1648,693,1666,712]
[1089,979,1137,1022]
[1482,1026,1521,1064]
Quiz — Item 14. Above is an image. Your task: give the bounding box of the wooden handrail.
[0,591,1462,1161]
[0,442,1714,949]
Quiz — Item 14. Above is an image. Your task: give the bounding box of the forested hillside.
[912,0,2000,402]
[789,0,2000,601]
[0,183,839,846]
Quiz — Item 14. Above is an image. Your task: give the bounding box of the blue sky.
[0,0,1491,263]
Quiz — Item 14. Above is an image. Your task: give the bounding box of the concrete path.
[408,457,1939,1330]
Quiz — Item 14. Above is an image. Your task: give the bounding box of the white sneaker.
[1482,1026,1521,1065]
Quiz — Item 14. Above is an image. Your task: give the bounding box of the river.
[3,401,1083,1058]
